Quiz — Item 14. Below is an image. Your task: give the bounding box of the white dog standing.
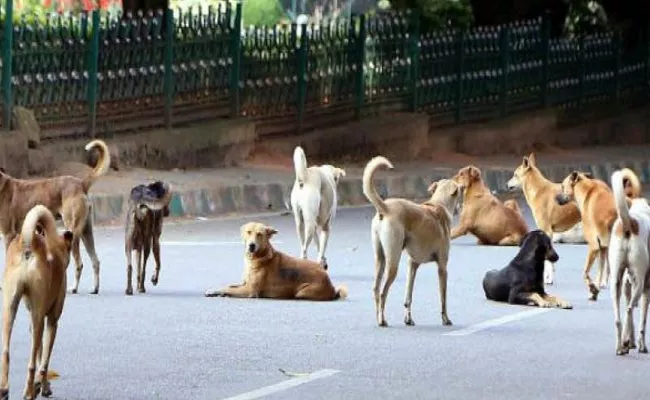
[290,146,346,270]
[609,169,650,356]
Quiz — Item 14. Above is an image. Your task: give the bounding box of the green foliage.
[241,0,285,27]
[389,0,473,30]
[564,0,608,37]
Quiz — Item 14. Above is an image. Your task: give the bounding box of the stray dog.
[556,171,617,300]
[363,156,462,327]
[506,153,585,284]
[204,222,348,301]
[482,230,572,309]
[0,139,110,295]
[552,223,586,244]
[451,165,528,245]
[608,168,650,355]
[125,181,172,295]
[0,205,73,400]
[290,146,346,270]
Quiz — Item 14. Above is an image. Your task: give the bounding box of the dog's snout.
[555,193,567,205]
[548,249,559,263]
[247,243,256,253]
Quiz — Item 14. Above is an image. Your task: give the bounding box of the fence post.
[454,30,465,124]
[612,30,621,104]
[163,8,174,130]
[577,33,585,112]
[229,2,242,118]
[87,10,100,138]
[540,11,550,108]
[408,11,420,112]
[296,23,307,133]
[354,14,366,120]
[2,0,13,131]
[499,24,510,118]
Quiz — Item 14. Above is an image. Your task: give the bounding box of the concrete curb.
[89,159,650,226]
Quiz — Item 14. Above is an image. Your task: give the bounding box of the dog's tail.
[363,156,393,215]
[293,146,308,186]
[621,167,641,199]
[612,169,635,236]
[82,139,111,192]
[334,284,349,300]
[21,204,59,261]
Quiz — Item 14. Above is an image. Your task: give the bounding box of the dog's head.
[507,153,537,192]
[240,221,278,257]
[55,230,74,266]
[555,171,592,206]
[428,179,463,216]
[520,230,558,263]
[321,165,347,186]
[452,165,482,189]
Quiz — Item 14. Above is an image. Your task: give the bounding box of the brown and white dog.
[506,153,585,285]
[204,222,348,301]
[363,156,463,327]
[451,165,528,246]
[124,181,173,295]
[556,171,617,300]
[0,205,73,400]
[0,139,110,295]
[608,168,650,355]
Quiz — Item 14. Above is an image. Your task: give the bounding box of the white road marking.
[161,240,284,246]
[221,369,340,400]
[443,308,552,336]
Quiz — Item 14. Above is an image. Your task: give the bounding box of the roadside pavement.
[87,144,650,226]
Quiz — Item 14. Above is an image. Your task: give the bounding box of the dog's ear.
[583,172,593,179]
[569,171,580,183]
[528,153,536,166]
[337,168,346,178]
[427,181,438,195]
[522,156,529,168]
[469,166,481,181]
[0,167,5,174]
[265,226,279,238]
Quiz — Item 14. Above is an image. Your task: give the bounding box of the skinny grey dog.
[125,181,172,295]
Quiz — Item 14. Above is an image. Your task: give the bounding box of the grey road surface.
[0,201,647,400]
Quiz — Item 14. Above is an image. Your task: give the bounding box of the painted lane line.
[161,240,284,246]
[221,369,340,400]
[443,308,552,337]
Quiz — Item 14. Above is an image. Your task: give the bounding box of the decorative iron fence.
[0,2,648,139]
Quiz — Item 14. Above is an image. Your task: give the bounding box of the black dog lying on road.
[482,230,572,309]
[125,181,172,295]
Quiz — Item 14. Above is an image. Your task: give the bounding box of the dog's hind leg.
[638,290,649,353]
[623,278,637,349]
[317,224,330,270]
[151,234,162,286]
[68,237,84,295]
[135,248,145,294]
[293,210,306,258]
[37,314,60,397]
[403,258,420,326]
[583,248,600,301]
[0,284,22,397]
[377,229,403,328]
[371,229,387,327]
[23,312,44,400]
[437,255,453,326]
[596,248,609,290]
[610,260,627,355]
[81,215,101,295]
[139,241,151,293]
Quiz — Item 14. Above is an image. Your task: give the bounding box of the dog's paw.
[68,287,78,294]
[88,288,99,295]
[560,302,573,310]
[40,381,52,397]
[205,289,224,297]
[0,387,8,400]
[125,287,133,296]
[377,319,388,328]
[588,284,599,301]
[638,342,648,354]
[616,346,629,356]
[137,286,146,294]
[404,316,415,326]
[151,275,159,286]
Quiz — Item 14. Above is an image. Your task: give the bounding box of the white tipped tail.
[293,146,308,185]
[612,170,632,234]
[83,139,111,192]
[362,156,393,215]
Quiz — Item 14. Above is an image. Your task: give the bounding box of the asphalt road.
[0,201,648,400]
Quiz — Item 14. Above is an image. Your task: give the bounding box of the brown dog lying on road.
[556,171,617,300]
[204,222,348,301]
[0,139,110,295]
[125,181,173,295]
[451,165,528,245]
[0,205,73,400]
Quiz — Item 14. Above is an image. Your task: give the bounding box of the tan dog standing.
[0,205,73,400]
[0,139,110,295]
[204,222,348,301]
[451,165,528,245]
[506,153,584,284]
[556,171,617,300]
[363,156,462,327]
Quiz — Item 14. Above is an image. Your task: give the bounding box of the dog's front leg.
[151,234,162,286]
[450,224,469,240]
[543,294,572,309]
[205,284,260,298]
[23,315,44,400]
[403,259,420,326]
